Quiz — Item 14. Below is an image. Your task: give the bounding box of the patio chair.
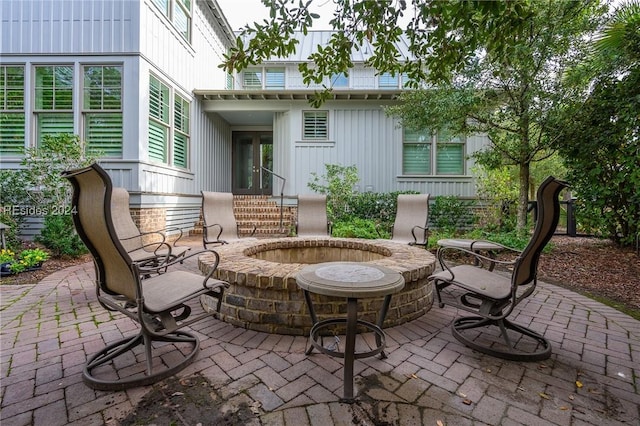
[296,194,332,237]
[62,163,228,390]
[201,191,256,247]
[111,187,190,264]
[378,194,430,246]
[430,176,568,361]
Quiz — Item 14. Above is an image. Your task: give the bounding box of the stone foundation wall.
[199,237,436,335]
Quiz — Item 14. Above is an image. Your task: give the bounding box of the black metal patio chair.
[63,163,228,390]
[429,176,568,361]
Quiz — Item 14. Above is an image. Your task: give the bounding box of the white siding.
[1,0,138,54]
[192,108,232,192]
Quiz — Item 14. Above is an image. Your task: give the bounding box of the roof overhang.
[193,89,403,101]
[193,89,403,125]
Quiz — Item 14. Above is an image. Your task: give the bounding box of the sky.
[216,0,335,31]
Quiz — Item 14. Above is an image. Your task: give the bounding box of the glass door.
[232,131,273,195]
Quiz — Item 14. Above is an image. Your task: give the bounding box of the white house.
[0,0,487,237]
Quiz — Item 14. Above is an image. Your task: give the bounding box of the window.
[0,66,25,156]
[303,111,328,140]
[149,75,170,163]
[378,72,398,89]
[403,128,465,175]
[242,67,285,90]
[331,73,349,88]
[173,93,189,168]
[34,65,74,143]
[242,68,262,89]
[83,65,122,157]
[265,68,285,89]
[403,129,431,174]
[151,0,191,42]
[148,74,190,168]
[436,129,464,175]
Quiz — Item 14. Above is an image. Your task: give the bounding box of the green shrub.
[35,214,87,257]
[430,196,475,232]
[307,164,359,222]
[332,218,387,239]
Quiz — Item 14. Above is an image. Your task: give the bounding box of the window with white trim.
[379,72,410,89]
[302,111,328,140]
[148,74,190,168]
[378,72,398,89]
[403,128,465,175]
[331,72,349,88]
[0,65,25,156]
[34,65,74,144]
[151,0,191,42]
[83,65,122,157]
[265,68,285,89]
[173,93,189,168]
[242,67,285,89]
[242,68,262,89]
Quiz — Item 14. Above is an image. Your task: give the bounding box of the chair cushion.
[431,265,512,300]
[142,271,225,313]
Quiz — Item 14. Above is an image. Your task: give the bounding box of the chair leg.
[83,330,200,391]
[452,316,552,361]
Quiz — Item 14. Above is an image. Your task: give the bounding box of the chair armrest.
[150,227,185,246]
[468,239,522,254]
[410,225,429,246]
[436,245,517,276]
[135,248,228,289]
[203,223,225,246]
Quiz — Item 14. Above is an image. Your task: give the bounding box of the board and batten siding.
[1,0,139,54]
[291,107,399,195]
[192,109,233,193]
[289,107,487,197]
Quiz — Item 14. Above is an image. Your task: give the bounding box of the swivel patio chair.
[378,194,430,246]
[296,194,332,237]
[111,187,190,265]
[63,163,228,390]
[201,191,256,248]
[430,176,568,361]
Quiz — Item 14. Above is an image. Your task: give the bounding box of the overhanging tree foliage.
[222,0,537,105]
[386,1,605,231]
[222,0,606,232]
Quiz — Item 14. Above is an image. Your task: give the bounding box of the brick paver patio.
[1,241,638,425]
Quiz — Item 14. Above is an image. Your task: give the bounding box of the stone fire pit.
[198,237,436,335]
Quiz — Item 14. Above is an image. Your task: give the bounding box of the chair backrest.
[297,194,329,236]
[392,194,430,244]
[201,191,239,241]
[513,176,569,286]
[63,164,136,300]
[111,187,144,253]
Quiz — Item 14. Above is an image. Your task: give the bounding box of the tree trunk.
[517,162,530,232]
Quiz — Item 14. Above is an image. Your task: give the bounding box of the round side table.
[296,262,405,401]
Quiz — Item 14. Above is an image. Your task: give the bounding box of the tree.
[222,0,537,106]
[222,1,605,231]
[554,1,640,246]
[386,1,605,231]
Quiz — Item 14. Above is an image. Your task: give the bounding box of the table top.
[296,262,405,298]
[437,238,503,251]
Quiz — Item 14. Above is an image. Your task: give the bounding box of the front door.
[232,131,273,195]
